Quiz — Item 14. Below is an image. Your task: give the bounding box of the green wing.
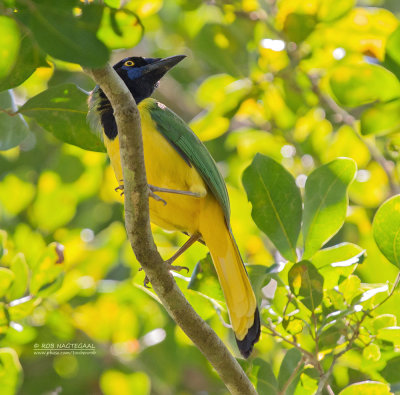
[145,98,231,224]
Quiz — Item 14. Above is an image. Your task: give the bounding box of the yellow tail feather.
[199,196,260,356]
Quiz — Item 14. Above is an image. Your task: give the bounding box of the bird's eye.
[124,60,135,67]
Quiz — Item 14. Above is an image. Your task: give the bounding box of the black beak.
[142,55,186,76]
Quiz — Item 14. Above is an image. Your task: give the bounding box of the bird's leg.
[141,232,201,288]
[149,184,202,199]
[164,232,201,267]
[115,182,200,204]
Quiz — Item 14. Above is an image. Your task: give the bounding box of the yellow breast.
[103,99,208,234]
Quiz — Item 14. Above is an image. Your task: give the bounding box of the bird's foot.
[148,185,167,205]
[164,259,190,276]
[115,181,124,196]
[139,260,190,288]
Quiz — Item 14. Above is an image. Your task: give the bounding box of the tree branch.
[83,64,257,395]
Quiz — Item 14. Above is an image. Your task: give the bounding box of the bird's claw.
[115,182,124,196]
[149,187,167,205]
[139,261,190,288]
[165,261,190,274]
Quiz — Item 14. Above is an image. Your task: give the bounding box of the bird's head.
[113,55,186,103]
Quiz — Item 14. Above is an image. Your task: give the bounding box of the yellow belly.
[104,99,208,234]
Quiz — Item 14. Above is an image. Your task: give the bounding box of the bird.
[87,55,260,358]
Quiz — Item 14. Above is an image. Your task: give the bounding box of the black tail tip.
[236,308,261,358]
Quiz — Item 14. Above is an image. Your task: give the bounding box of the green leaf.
[19,83,105,152]
[188,254,225,302]
[363,343,381,361]
[0,91,29,151]
[0,268,14,299]
[373,195,400,268]
[0,16,20,81]
[339,381,392,395]
[253,358,278,395]
[22,1,109,67]
[243,154,302,262]
[338,275,361,304]
[361,99,400,136]
[386,26,400,67]
[303,158,357,259]
[8,297,39,321]
[192,22,250,77]
[283,13,316,43]
[317,0,355,22]
[372,314,397,332]
[0,348,22,395]
[6,253,29,301]
[288,260,324,311]
[312,243,365,289]
[330,64,400,107]
[278,348,303,395]
[246,265,271,303]
[101,370,150,395]
[97,8,143,50]
[0,303,9,336]
[0,27,47,92]
[30,242,64,297]
[377,327,400,346]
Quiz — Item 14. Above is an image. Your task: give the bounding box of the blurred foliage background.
[1,0,400,394]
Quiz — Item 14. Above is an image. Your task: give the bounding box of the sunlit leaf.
[373,195,400,268]
[312,243,365,289]
[339,381,391,395]
[0,268,14,298]
[372,314,397,332]
[338,275,361,304]
[30,242,64,297]
[196,74,236,107]
[288,260,324,311]
[330,64,400,107]
[303,158,357,259]
[6,253,29,301]
[243,154,302,262]
[19,83,105,152]
[101,370,151,395]
[97,7,143,50]
[377,327,400,346]
[190,113,230,141]
[0,91,29,151]
[0,174,35,215]
[0,348,22,395]
[317,0,355,22]
[363,343,381,361]
[8,297,39,321]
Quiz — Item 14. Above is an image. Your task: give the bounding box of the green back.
[145,98,231,224]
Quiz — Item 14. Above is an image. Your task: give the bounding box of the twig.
[278,356,304,395]
[265,320,315,362]
[83,64,257,395]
